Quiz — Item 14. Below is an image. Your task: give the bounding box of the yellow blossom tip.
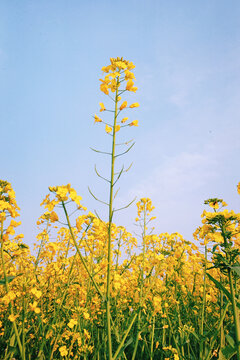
[105,125,112,133]
[129,102,139,108]
[129,120,139,127]
[94,114,102,123]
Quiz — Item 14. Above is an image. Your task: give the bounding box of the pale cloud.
[114,150,218,238]
[125,151,217,203]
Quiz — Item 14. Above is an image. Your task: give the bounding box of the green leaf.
[0,273,23,285]
[9,333,16,348]
[221,344,237,359]
[207,272,240,309]
[0,276,16,285]
[226,334,235,348]
[212,244,220,253]
[218,350,225,360]
[206,273,232,301]
[18,243,29,249]
[230,265,240,277]
[114,337,133,360]
[191,331,200,341]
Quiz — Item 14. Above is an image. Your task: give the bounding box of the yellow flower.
[110,57,127,70]
[125,70,135,80]
[50,211,58,222]
[109,78,117,92]
[129,120,138,127]
[209,201,219,209]
[84,328,91,340]
[129,102,139,108]
[59,345,68,357]
[29,301,41,314]
[83,311,90,320]
[237,182,240,195]
[76,216,85,231]
[131,86,138,92]
[127,61,135,70]
[56,186,68,201]
[126,80,134,91]
[99,103,106,112]
[94,114,102,123]
[105,125,112,133]
[69,188,83,206]
[8,314,18,322]
[31,288,42,299]
[115,125,121,132]
[121,117,128,123]
[100,83,109,95]
[2,291,16,305]
[120,101,127,110]
[68,318,77,329]
[10,219,21,227]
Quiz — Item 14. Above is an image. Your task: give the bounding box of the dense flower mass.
[0,180,239,359]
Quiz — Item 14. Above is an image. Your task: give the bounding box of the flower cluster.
[0,180,20,220]
[93,57,140,134]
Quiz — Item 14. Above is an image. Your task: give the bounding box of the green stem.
[166,314,182,359]
[221,221,240,359]
[228,268,240,359]
[199,244,207,359]
[112,313,138,360]
[220,284,225,352]
[34,220,49,274]
[106,78,119,360]
[0,220,24,359]
[132,205,146,360]
[62,201,103,298]
[204,299,230,360]
[150,315,155,360]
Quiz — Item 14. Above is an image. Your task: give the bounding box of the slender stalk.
[204,299,230,360]
[21,284,26,360]
[220,282,225,355]
[62,201,103,298]
[106,77,119,360]
[221,221,240,359]
[150,315,155,360]
[112,313,138,360]
[0,220,24,359]
[228,268,240,359]
[199,244,207,359]
[132,205,146,360]
[174,278,185,358]
[166,314,182,359]
[34,220,49,273]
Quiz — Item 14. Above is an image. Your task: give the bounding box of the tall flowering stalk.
[132,198,155,360]
[92,57,139,359]
[200,197,240,359]
[0,181,24,359]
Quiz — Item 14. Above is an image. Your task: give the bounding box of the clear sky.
[1,0,240,249]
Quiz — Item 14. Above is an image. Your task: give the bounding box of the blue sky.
[1,0,240,248]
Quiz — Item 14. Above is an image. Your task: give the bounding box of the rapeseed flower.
[59,345,68,356]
